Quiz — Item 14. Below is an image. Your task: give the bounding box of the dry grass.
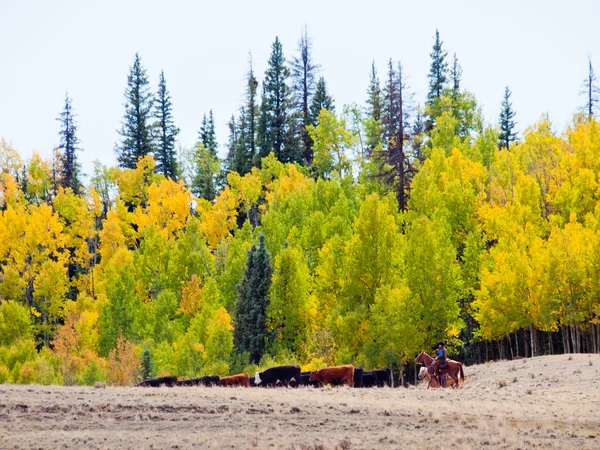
[0,354,599,449]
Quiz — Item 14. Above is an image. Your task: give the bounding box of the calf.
[309,365,354,387]
[220,373,250,387]
[255,365,301,388]
[138,376,178,387]
[300,371,320,387]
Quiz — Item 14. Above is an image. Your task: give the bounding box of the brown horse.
[417,366,457,388]
[415,351,466,388]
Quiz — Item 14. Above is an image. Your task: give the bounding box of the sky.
[1,0,598,178]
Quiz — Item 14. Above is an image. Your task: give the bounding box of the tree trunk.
[529,324,536,357]
[515,331,520,357]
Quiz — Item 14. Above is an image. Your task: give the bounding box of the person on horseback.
[432,342,447,387]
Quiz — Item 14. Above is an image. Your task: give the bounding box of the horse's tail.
[459,363,466,386]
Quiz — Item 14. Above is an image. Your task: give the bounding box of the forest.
[1,29,599,386]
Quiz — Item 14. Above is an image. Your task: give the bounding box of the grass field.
[1,354,599,449]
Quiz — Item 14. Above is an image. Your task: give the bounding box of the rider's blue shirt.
[437,348,444,359]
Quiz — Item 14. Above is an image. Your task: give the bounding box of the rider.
[432,342,447,387]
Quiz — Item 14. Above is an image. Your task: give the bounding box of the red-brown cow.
[219,373,250,387]
[309,365,354,387]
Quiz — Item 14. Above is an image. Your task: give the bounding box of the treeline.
[1,29,600,386]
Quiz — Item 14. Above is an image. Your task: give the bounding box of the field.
[1,354,599,449]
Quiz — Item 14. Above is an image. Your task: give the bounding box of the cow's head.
[254,372,262,385]
[308,370,319,382]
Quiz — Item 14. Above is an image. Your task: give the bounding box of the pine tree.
[257,37,299,164]
[498,86,518,149]
[141,347,155,380]
[380,60,412,211]
[192,142,220,201]
[581,57,600,118]
[56,93,82,194]
[199,110,218,156]
[309,77,335,124]
[366,61,383,122]
[450,53,462,96]
[291,26,320,165]
[234,234,272,363]
[153,70,179,179]
[116,53,155,169]
[426,30,449,130]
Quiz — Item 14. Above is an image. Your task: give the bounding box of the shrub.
[107,338,141,386]
[0,364,10,383]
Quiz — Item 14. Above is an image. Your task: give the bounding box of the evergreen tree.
[141,347,155,381]
[380,60,412,211]
[199,110,218,156]
[191,142,220,201]
[426,30,449,130]
[366,61,383,122]
[153,70,179,179]
[581,57,600,118]
[498,86,518,149]
[309,77,335,124]
[291,26,320,165]
[450,53,462,95]
[56,93,82,194]
[257,37,299,164]
[116,53,155,169]
[234,234,272,363]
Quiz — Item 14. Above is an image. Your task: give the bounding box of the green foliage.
[141,347,155,381]
[0,301,33,346]
[153,71,179,179]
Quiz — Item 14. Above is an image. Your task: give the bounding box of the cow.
[219,373,250,387]
[138,376,178,387]
[331,366,364,387]
[255,365,301,388]
[361,371,377,388]
[249,376,255,386]
[309,365,354,387]
[299,371,320,387]
[177,376,220,387]
[372,368,392,387]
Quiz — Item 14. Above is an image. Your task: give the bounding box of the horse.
[417,366,456,388]
[415,351,466,388]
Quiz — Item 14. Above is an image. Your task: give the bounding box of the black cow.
[249,376,255,386]
[255,365,301,387]
[138,376,178,387]
[360,371,377,388]
[372,368,392,387]
[177,376,220,387]
[299,371,320,387]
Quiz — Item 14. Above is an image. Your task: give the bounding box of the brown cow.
[219,373,250,387]
[309,365,354,387]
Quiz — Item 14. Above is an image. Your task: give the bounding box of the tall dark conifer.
[380,60,412,211]
[426,30,448,131]
[257,37,299,163]
[116,53,154,169]
[498,86,518,149]
[153,70,179,179]
[366,61,383,122]
[581,57,600,118]
[309,76,335,124]
[291,26,320,165]
[199,110,218,156]
[234,234,273,363]
[56,93,82,194]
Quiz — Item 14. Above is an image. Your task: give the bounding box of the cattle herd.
[137,364,394,389]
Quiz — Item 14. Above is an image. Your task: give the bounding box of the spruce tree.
[153,70,179,179]
[380,60,412,211]
[581,57,600,118]
[291,26,320,165]
[199,110,218,156]
[141,347,155,381]
[450,53,462,96]
[257,37,299,164]
[426,30,448,130]
[234,234,273,363]
[192,142,220,201]
[309,76,335,125]
[366,61,383,122]
[56,93,82,194]
[116,53,155,169]
[226,114,249,176]
[498,86,518,149]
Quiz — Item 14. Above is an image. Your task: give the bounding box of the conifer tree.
[309,77,335,125]
[56,93,82,194]
[291,26,320,165]
[153,70,179,179]
[199,110,218,156]
[450,53,462,95]
[257,37,299,164]
[226,115,249,176]
[581,57,600,118]
[192,142,220,201]
[234,234,273,363]
[380,60,412,210]
[116,53,155,169]
[498,86,518,149]
[426,30,448,130]
[366,61,383,122]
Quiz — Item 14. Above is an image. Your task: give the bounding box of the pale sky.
[1,0,597,178]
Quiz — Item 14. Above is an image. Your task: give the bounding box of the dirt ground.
[1,354,599,449]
